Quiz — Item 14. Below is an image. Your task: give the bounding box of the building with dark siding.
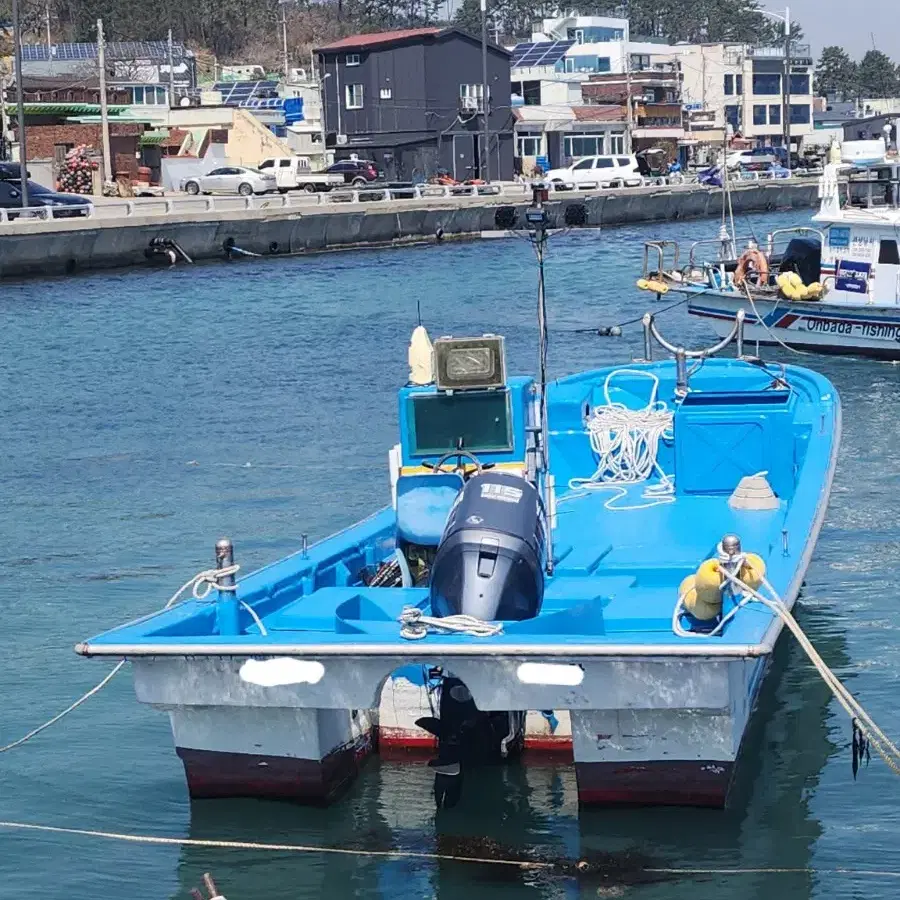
[315,27,513,181]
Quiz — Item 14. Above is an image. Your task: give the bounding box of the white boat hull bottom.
[134,653,768,808]
[689,294,900,359]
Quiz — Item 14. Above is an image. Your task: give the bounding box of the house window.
[725,105,741,130]
[736,74,743,95]
[879,240,900,265]
[460,83,486,112]
[789,73,810,94]
[516,131,542,156]
[724,74,734,95]
[565,134,602,158]
[768,104,781,125]
[789,103,811,124]
[753,104,767,125]
[345,53,360,66]
[380,87,392,100]
[345,84,364,109]
[609,132,624,154]
[752,73,781,95]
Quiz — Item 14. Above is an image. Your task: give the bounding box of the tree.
[855,49,900,99]
[815,46,857,99]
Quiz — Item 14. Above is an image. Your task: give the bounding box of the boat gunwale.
[73,362,841,665]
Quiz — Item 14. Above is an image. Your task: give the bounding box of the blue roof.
[22,41,190,61]
[512,40,575,68]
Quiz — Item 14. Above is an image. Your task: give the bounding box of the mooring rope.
[673,555,900,777]
[0,564,240,754]
[1,820,900,881]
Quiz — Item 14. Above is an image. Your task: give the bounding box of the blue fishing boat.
[77,192,841,809]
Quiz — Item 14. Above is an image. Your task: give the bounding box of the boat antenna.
[526,181,555,575]
[416,299,422,326]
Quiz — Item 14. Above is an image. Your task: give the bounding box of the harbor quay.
[0,178,819,280]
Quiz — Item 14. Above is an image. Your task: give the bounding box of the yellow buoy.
[739,552,766,590]
[681,559,723,621]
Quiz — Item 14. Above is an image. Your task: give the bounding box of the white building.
[510,14,678,170]
[677,42,815,151]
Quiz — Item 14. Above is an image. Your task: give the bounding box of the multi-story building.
[510,14,679,170]
[316,27,513,181]
[678,42,815,152]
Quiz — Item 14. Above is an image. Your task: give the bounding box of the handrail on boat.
[639,309,746,396]
[764,226,825,258]
[642,239,679,277]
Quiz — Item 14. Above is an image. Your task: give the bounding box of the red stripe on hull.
[378,728,573,761]
[575,760,734,808]
[177,732,375,804]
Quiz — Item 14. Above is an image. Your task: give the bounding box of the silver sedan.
[182,166,277,196]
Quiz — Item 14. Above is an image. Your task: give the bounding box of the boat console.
[393,334,545,620]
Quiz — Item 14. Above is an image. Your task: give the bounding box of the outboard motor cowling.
[429,471,545,621]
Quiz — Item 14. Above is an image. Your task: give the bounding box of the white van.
[257,157,345,193]
[544,155,642,189]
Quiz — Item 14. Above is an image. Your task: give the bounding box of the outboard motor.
[429,471,546,622]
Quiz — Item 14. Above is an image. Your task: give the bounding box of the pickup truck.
[257,157,345,193]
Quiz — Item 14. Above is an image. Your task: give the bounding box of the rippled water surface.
[2,211,899,900]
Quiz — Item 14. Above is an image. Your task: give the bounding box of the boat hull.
[688,292,900,358]
[135,652,767,809]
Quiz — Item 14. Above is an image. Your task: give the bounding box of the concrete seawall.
[0,179,819,280]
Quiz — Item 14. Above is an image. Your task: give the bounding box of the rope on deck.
[2,820,900,881]
[0,565,239,754]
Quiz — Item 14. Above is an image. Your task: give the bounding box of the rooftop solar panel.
[22,40,189,63]
[511,39,574,68]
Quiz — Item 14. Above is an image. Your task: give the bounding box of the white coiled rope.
[673,554,900,777]
[398,606,503,640]
[566,370,675,510]
[0,564,242,754]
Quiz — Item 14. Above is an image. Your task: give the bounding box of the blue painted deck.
[82,358,840,655]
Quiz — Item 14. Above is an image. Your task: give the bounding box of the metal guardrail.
[0,172,819,229]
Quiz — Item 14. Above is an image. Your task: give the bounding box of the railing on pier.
[0,171,822,230]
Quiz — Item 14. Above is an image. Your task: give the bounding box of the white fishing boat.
[641,141,900,359]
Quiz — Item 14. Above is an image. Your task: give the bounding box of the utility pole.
[624,24,633,153]
[480,0,490,181]
[167,28,175,107]
[12,0,29,205]
[96,19,112,186]
[281,4,290,82]
[0,70,9,161]
[312,50,327,167]
[45,2,51,50]
[782,5,791,173]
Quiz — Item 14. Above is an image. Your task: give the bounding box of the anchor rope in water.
[564,370,675,511]
[0,564,240,754]
[674,556,900,776]
[1,820,900,881]
[398,606,503,640]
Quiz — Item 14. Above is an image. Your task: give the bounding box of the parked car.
[0,176,92,218]
[544,155,642,189]
[257,157,345,193]
[325,159,382,186]
[181,166,277,196]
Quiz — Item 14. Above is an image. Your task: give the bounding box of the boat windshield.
[407,390,512,455]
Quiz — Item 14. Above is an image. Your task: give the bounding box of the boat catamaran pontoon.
[640,145,900,358]
[78,192,841,810]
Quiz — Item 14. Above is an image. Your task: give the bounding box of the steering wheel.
[423,450,493,480]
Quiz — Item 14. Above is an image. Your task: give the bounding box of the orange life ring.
[734,249,769,286]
